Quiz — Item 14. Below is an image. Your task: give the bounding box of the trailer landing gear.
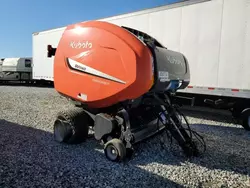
[180,93,250,132]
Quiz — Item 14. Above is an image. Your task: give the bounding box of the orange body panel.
[54,21,154,108]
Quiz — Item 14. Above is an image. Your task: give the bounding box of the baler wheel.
[53,109,91,144]
[104,138,127,162]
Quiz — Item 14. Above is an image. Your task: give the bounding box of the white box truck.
[0,57,32,82]
[0,59,3,78]
[32,0,250,130]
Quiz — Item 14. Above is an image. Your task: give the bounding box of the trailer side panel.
[32,28,65,81]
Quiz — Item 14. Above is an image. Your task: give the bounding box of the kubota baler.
[47,21,205,162]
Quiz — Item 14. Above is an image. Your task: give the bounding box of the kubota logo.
[166,56,185,67]
[70,41,92,49]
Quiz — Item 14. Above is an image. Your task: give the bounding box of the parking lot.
[0,85,250,188]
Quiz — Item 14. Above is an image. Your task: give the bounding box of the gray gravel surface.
[0,85,250,188]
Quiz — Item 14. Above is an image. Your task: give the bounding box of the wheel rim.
[54,119,72,142]
[54,120,64,142]
[106,145,118,161]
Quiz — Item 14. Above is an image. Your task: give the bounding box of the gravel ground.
[0,85,250,188]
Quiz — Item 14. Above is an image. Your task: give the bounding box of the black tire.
[54,108,92,144]
[241,109,250,131]
[104,138,126,162]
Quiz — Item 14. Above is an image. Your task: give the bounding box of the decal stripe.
[67,58,126,84]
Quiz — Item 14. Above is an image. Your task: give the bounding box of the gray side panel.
[151,47,190,91]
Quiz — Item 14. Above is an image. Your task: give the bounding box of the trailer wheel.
[104,138,126,162]
[54,109,92,144]
[241,108,250,131]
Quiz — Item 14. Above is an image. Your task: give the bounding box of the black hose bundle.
[156,106,207,156]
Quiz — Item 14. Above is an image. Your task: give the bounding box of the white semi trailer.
[32,0,250,130]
